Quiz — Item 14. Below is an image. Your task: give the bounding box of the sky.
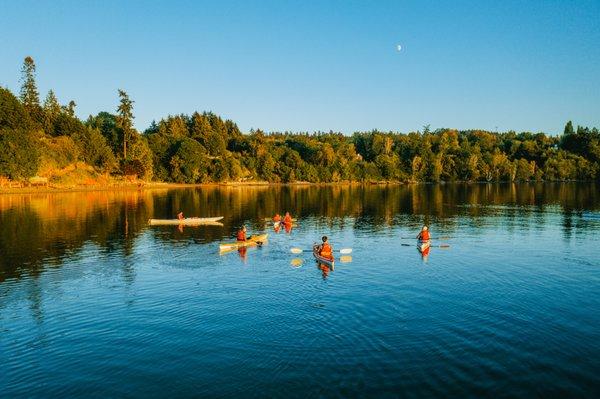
[1,0,599,135]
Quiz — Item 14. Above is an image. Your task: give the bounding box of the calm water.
[1,183,599,398]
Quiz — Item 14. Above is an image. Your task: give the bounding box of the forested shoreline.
[1,57,599,186]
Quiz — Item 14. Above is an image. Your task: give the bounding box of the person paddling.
[237,225,247,242]
[283,212,293,226]
[273,213,281,222]
[417,226,430,241]
[316,235,334,261]
[177,211,184,221]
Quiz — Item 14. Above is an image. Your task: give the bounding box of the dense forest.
[1,57,599,185]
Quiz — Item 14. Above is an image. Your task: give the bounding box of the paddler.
[177,211,184,221]
[236,225,247,242]
[283,212,293,225]
[316,235,334,261]
[417,226,430,241]
[273,213,281,222]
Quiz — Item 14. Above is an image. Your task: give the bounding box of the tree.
[65,100,76,117]
[116,90,135,159]
[564,121,574,135]
[20,57,40,111]
[0,128,40,179]
[0,87,32,130]
[42,90,61,133]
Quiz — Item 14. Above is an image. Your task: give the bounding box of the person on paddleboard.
[177,211,184,220]
[283,212,293,225]
[316,236,334,261]
[273,213,281,222]
[417,226,430,241]
[237,226,247,242]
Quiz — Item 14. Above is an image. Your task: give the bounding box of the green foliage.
[1,57,600,185]
[72,127,117,172]
[169,138,209,183]
[0,87,32,130]
[19,56,42,125]
[116,89,135,159]
[125,136,154,180]
[42,90,61,133]
[0,128,40,179]
[39,136,81,169]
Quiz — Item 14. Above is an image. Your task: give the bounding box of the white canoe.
[148,216,224,226]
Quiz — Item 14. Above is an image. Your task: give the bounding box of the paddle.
[400,236,450,240]
[290,247,352,255]
[339,255,353,263]
[401,243,450,248]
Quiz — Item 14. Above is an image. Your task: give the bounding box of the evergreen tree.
[19,56,43,126]
[116,90,135,159]
[20,56,40,109]
[66,100,76,117]
[42,90,61,133]
[564,121,574,135]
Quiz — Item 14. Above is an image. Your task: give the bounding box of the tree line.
[1,57,599,184]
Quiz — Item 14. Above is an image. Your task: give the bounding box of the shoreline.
[0,179,594,195]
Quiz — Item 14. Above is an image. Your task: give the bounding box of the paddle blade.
[340,255,353,263]
[290,258,303,268]
[339,248,352,254]
[290,248,303,254]
[439,244,450,248]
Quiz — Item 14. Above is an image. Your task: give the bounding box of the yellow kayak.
[219,234,268,252]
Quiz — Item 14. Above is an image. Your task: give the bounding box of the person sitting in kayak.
[317,236,334,260]
[237,226,247,242]
[417,226,430,241]
[283,212,293,225]
[273,213,281,222]
[177,211,184,221]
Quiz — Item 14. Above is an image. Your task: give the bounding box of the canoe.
[313,245,335,267]
[148,216,224,226]
[417,240,431,252]
[219,233,269,252]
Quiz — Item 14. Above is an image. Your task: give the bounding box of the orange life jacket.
[320,242,333,260]
[283,215,292,224]
[236,230,246,241]
[419,230,430,241]
[273,214,281,222]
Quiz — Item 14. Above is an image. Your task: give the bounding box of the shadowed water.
[1,183,599,397]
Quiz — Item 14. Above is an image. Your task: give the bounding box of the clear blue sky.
[1,0,599,134]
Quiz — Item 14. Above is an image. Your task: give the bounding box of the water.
[1,183,599,397]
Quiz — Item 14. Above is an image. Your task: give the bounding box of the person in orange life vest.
[273,213,281,222]
[317,236,334,260]
[237,226,247,241]
[177,211,184,220]
[417,226,430,241]
[283,212,293,226]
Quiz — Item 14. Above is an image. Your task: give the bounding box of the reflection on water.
[1,183,598,283]
[1,183,600,397]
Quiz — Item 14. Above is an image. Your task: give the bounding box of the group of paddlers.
[178,209,430,261]
[236,212,294,242]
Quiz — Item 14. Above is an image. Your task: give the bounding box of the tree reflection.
[1,182,598,283]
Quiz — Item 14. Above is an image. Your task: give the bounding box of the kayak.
[148,216,224,226]
[219,233,269,252]
[313,245,335,267]
[417,240,431,252]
